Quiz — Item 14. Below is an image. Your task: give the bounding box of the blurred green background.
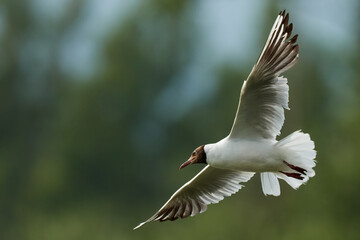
[1,0,359,239]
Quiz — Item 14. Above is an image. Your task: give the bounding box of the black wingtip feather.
[283,13,289,27]
[291,34,298,43]
[286,23,293,38]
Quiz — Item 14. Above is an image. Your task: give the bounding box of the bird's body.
[206,137,282,172]
[134,10,316,230]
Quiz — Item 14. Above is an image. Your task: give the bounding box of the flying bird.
[134,10,316,230]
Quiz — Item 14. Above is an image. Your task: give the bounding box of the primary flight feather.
[134,10,316,230]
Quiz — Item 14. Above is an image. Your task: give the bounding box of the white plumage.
[134,10,316,230]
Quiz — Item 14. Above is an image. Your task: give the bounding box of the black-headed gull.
[134,10,316,230]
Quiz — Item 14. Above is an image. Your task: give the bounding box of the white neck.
[204,143,217,165]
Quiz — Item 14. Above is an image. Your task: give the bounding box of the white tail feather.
[260,130,316,196]
[276,130,317,189]
[261,172,280,196]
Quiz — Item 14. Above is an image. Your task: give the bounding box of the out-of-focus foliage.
[0,0,359,239]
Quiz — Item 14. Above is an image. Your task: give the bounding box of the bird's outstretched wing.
[229,10,299,140]
[134,165,254,229]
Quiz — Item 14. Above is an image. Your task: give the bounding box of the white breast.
[205,137,283,172]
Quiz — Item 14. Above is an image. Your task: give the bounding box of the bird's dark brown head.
[179,145,207,170]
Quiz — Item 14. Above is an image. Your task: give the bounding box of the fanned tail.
[261,130,316,196]
[275,130,317,189]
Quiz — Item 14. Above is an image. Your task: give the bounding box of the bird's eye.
[192,151,196,156]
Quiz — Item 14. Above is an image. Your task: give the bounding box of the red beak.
[179,159,192,170]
